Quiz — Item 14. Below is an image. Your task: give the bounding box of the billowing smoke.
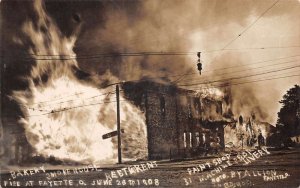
[66,0,298,124]
[1,0,299,163]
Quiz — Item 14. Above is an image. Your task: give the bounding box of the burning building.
[123,80,231,160]
[224,115,277,149]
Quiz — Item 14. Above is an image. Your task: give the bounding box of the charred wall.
[123,81,226,160]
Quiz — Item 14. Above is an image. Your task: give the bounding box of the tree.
[276,85,300,138]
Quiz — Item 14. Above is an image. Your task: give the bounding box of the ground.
[1,148,300,188]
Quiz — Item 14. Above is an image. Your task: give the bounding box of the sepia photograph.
[0,0,299,187]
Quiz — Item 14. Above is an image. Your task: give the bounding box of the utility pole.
[116,85,122,164]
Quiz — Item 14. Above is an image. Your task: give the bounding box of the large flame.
[14,76,147,163]
[11,1,147,164]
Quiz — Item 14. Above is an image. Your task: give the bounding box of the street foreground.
[1,148,300,188]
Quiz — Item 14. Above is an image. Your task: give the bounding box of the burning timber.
[122,80,234,160]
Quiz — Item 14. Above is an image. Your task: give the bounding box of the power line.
[220,46,300,51]
[168,54,300,82]
[28,90,114,105]
[1,46,299,60]
[2,99,118,118]
[101,54,300,87]
[8,72,299,118]
[204,0,281,68]
[180,65,300,87]
[199,55,300,73]
[86,57,300,92]
[184,69,300,89]
[178,59,300,84]
[19,92,88,105]
[5,54,298,104]
[184,74,300,90]
[24,99,127,117]
[3,53,300,90]
[10,90,123,112]
[114,55,300,85]
[29,92,117,111]
[6,56,300,108]
[21,65,299,113]
[31,90,117,106]
[5,56,300,109]
[1,52,196,60]
[221,0,281,50]
[178,65,300,87]
[198,45,300,54]
[129,72,300,99]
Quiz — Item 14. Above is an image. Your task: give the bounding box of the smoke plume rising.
[1,0,299,163]
[65,0,299,124]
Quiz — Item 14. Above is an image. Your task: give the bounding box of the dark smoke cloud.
[2,0,293,83]
[66,0,291,79]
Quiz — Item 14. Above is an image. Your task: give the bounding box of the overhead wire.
[29,89,116,105]
[202,0,281,71]
[177,59,300,84]
[183,74,300,90]
[221,0,281,50]
[23,99,127,117]
[1,45,299,60]
[10,90,124,112]
[20,63,299,114]
[184,68,300,89]
[178,64,300,87]
[103,54,300,86]
[6,56,300,110]
[30,91,117,112]
[16,72,298,116]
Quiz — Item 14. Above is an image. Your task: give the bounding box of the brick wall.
[123,81,226,160]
